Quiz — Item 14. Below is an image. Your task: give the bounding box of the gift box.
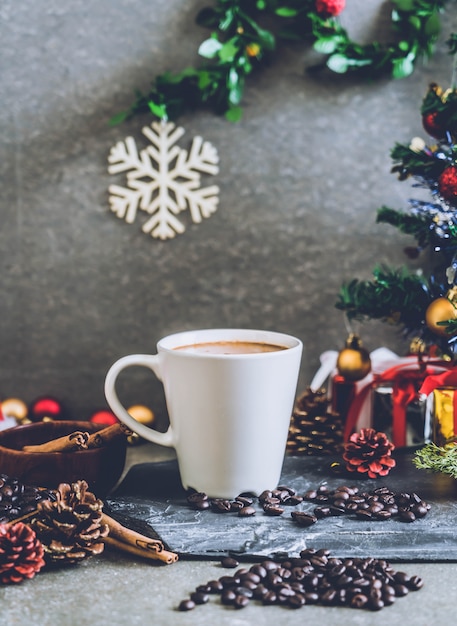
[310,347,451,448]
[344,357,452,448]
[420,369,457,445]
[425,388,457,446]
[330,375,356,424]
[372,384,426,447]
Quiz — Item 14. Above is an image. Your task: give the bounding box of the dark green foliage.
[336,265,431,331]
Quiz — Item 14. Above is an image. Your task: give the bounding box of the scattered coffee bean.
[221,556,239,569]
[288,593,306,608]
[394,584,409,597]
[211,499,232,513]
[190,591,209,605]
[207,579,224,593]
[178,599,195,611]
[221,589,237,605]
[219,574,241,587]
[239,506,256,517]
[291,511,317,527]
[398,509,416,523]
[233,595,250,609]
[408,575,424,590]
[285,495,303,505]
[263,504,284,516]
[236,496,254,506]
[186,491,208,504]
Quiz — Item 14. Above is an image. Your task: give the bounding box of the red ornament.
[343,428,396,479]
[438,165,457,205]
[315,0,345,17]
[89,410,119,426]
[0,522,45,584]
[29,397,64,422]
[422,111,445,140]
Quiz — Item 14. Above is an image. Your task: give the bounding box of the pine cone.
[343,428,396,478]
[0,522,45,584]
[30,480,109,565]
[287,387,344,455]
[296,387,329,415]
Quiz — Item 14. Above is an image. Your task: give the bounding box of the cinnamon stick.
[101,513,178,564]
[101,513,164,552]
[86,422,132,448]
[23,431,90,453]
[103,536,178,564]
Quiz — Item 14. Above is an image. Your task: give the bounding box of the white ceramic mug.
[104,328,303,498]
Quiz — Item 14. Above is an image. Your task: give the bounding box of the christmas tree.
[336,34,457,360]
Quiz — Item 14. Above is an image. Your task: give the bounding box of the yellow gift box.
[431,388,457,446]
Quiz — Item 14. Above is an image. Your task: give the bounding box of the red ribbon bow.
[419,368,457,397]
[344,360,452,447]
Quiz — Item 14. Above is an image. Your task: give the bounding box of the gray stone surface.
[2,1,457,427]
[1,444,457,626]
[106,452,457,561]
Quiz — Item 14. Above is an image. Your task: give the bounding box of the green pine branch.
[414,442,457,478]
[336,265,431,330]
[390,142,447,180]
[376,206,433,249]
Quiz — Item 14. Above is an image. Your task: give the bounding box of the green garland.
[113,0,451,123]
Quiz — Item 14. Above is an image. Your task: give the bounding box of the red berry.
[315,0,345,17]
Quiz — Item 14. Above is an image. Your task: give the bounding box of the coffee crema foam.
[174,340,288,355]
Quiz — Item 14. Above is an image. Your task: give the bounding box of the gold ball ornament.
[1,398,30,423]
[127,404,155,426]
[425,288,457,337]
[336,334,372,382]
[126,404,155,445]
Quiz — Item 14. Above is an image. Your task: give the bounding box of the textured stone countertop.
[1,443,457,626]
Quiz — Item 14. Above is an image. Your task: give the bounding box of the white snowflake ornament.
[108,121,220,240]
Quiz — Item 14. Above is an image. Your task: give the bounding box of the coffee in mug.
[104,328,303,498]
[173,340,287,355]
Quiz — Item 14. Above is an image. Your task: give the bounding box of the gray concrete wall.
[2,1,457,427]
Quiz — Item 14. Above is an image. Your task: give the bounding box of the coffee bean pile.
[186,483,430,525]
[177,548,424,612]
[0,474,56,524]
[303,484,431,524]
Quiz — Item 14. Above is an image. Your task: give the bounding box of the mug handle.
[104,354,174,447]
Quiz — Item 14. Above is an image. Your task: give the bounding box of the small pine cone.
[30,480,109,565]
[343,428,396,478]
[288,387,343,455]
[0,522,45,584]
[295,387,328,415]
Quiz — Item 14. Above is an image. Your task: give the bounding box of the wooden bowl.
[0,421,127,496]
